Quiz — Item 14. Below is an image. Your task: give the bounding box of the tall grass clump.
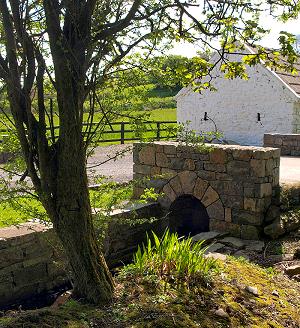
[127,229,218,288]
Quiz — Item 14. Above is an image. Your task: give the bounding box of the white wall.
[177,59,297,146]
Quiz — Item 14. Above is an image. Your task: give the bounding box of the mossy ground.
[1,257,299,328]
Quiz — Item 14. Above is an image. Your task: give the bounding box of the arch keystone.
[178,171,197,194]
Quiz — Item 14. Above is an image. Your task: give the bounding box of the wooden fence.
[0,120,178,145]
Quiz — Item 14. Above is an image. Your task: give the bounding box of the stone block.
[192,231,227,243]
[232,149,252,161]
[265,205,280,224]
[197,170,216,180]
[193,177,208,201]
[151,166,161,176]
[178,171,197,194]
[202,186,219,207]
[210,181,243,196]
[255,183,272,198]
[162,184,177,203]
[169,176,183,195]
[206,200,224,220]
[244,187,255,198]
[155,144,164,153]
[210,149,227,164]
[225,208,232,222]
[243,198,266,213]
[13,263,47,286]
[138,145,156,165]
[263,134,274,145]
[0,247,24,269]
[221,195,243,209]
[209,219,241,238]
[274,137,283,146]
[216,173,233,181]
[164,144,176,154]
[170,157,184,170]
[204,163,226,172]
[252,150,273,160]
[161,168,177,178]
[158,194,172,209]
[227,160,249,176]
[264,218,285,239]
[183,158,195,171]
[220,236,245,249]
[232,210,264,226]
[133,164,151,175]
[250,159,265,178]
[240,225,260,240]
[156,152,170,168]
[265,159,274,176]
[133,187,144,199]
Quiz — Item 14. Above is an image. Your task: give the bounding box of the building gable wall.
[177,56,298,146]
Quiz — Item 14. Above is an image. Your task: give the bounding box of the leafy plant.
[126,230,218,288]
[177,121,223,151]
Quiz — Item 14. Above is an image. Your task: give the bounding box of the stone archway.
[159,171,225,223]
[168,194,210,237]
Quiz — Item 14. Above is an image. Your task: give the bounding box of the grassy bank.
[0,256,299,328]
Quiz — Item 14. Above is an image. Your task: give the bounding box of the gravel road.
[2,145,300,186]
[87,144,133,183]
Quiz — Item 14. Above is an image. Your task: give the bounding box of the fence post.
[156,122,160,140]
[120,122,125,144]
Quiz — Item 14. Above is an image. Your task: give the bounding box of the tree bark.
[53,200,114,303]
[49,126,114,304]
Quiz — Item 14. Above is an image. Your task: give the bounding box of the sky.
[169,13,300,57]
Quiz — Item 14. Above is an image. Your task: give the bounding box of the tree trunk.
[49,137,114,304]
[53,207,114,304]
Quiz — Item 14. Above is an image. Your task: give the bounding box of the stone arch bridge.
[133,141,280,240]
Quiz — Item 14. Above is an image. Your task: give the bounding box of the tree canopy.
[0,0,299,303]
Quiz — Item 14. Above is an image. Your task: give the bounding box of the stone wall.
[0,223,68,309]
[264,133,300,156]
[133,141,281,239]
[0,202,164,308]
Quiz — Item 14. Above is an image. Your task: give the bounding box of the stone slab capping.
[264,133,300,156]
[133,141,281,240]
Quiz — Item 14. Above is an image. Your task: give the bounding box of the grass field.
[0,85,178,144]
[0,185,133,228]
[0,84,177,227]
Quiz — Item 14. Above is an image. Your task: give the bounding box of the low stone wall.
[133,141,281,239]
[0,202,164,309]
[264,133,300,156]
[0,223,68,309]
[103,202,165,267]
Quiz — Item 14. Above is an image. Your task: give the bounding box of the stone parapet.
[0,223,68,309]
[133,141,281,239]
[0,202,164,309]
[264,133,300,156]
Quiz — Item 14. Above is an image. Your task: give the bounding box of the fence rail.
[0,120,178,145]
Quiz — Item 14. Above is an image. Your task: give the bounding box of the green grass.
[0,184,133,228]
[0,83,178,144]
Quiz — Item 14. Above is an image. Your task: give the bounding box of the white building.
[176,46,300,146]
